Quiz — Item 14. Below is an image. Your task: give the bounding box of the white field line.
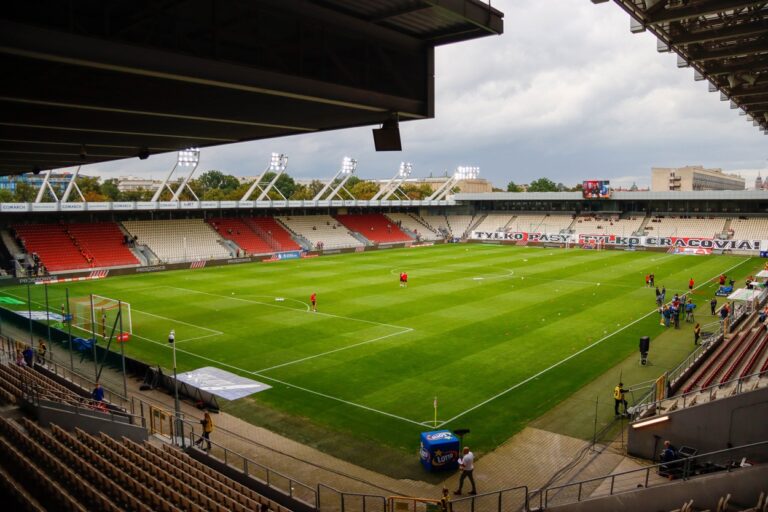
[255,327,413,373]
[175,333,223,344]
[3,290,224,341]
[127,331,426,427]
[132,309,222,335]
[163,285,409,331]
[436,256,754,427]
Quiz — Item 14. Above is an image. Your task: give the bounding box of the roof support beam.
[669,19,768,45]
[646,1,764,25]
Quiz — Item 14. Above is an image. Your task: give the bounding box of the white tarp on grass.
[176,366,271,400]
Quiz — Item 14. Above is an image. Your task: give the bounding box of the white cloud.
[81,0,768,189]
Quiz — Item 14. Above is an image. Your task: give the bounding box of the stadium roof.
[593,1,768,134]
[455,190,768,201]
[0,1,503,176]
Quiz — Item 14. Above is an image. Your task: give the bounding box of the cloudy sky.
[84,0,767,189]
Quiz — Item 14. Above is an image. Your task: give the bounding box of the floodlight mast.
[371,162,412,201]
[427,166,478,201]
[151,148,200,202]
[240,153,288,201]
[313,156,357,201]
[60,166,86,203]
[170,148,201,201]
[34,170,60,203]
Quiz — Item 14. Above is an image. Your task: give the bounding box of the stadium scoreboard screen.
[582,180,611,199]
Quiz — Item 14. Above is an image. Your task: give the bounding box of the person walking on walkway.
[710,297,717,316]
[196,412,214,450]
[454,447,477,496]
[694,323,701,345]
[37,339,47,364]
[439,487,451,512]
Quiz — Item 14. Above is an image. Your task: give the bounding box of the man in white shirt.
[454,446,477,495]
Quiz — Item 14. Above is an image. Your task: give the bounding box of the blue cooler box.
[419,430,460,472]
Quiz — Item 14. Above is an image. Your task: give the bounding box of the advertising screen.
[582,180,611,199]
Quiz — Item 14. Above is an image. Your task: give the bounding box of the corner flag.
[433,396,438,427]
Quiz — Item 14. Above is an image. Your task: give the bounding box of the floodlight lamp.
[177,148,200,166]
[398,162,412,177]
[341,156,357,174]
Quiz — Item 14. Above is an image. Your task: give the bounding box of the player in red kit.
[403,272,408,287]
[688,277,694,291]
[310,292,317,312]
[399,272,405,287]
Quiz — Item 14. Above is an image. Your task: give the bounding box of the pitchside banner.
[471,231,764,252]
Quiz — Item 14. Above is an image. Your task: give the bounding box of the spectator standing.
[37,339,46,364]
[694,323,701,345]
[673,306,681,329]
[195,412,214,450]
[685,301,696,323]
[710,297,717,316]
[454,447,477,495]
[92,382,104,402]
[439,487,450,512]
[649,273,655,287]
[660,440,679,478]
[613,382,629,416]
[22,345,34,367]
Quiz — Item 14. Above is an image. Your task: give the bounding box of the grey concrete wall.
[628,385,768,460]
[36,403,148,443]
[546,464,768,512]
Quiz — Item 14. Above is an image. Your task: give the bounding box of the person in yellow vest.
[439,487,450,511]
[614,382,629,416]
[195,412,214,450]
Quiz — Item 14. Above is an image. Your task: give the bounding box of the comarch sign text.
[471,231,765,252]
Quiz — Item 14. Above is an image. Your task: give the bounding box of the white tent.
[726,288,762,302]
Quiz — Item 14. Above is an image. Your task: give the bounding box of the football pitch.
[1,245,760,457]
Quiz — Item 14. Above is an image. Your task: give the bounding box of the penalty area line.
[436,256,754,428]
[128,331,427,428]
[255,327,413,373]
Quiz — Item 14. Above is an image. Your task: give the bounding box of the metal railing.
[189,431,318,508]
[317,484,387,512]
[450,485,528,512]
[39,354,130,409]
[533,440,768,509]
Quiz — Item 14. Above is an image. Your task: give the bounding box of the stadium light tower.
[152,148,201,202]
[313,156,358,201]
[371,161,412,201]
[240,152,289,201]
[427,165,479,201]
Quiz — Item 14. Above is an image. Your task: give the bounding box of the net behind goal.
[69,294,132,338]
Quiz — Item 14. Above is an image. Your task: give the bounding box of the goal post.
[68,294,132,338]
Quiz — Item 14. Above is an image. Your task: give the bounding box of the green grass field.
[1,244,760,468]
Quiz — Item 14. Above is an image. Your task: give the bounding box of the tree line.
[1,171,439,202]
[506,178,583,192]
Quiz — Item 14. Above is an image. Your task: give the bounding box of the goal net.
[68,294,132,339]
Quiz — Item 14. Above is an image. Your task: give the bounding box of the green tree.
[13,181,36,202]
[120,188,154,201]
[527,177,559,192]
[289,180,325,200]
[0,188,13,202]
[75,175,103,195]
[401,183,433,200]
[194,170,240,196]
[349,180,380,199]
[101,179,121,201]
[507,181,523,192]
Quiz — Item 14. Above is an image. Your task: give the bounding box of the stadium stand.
[507,214,573,233]
[421,214,452,237]
[472,213,514,233]
[13,223,91,272]
[122,219,231,263]
[384,213,442,240]
[207,218,273,255]
[243,217,302,252]
[645,216,727,238]
[65,223,139,268]
[446,214,479,239]
[569,214,645,237]
[729,217,768,241]
[277,215,364,250]
[335,214,411,244]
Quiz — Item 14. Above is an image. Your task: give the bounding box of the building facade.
[651,165,745,192]
[0,172,75,192]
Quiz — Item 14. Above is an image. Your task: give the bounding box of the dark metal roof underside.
[0,0,503,176]
[598,0,768,134]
